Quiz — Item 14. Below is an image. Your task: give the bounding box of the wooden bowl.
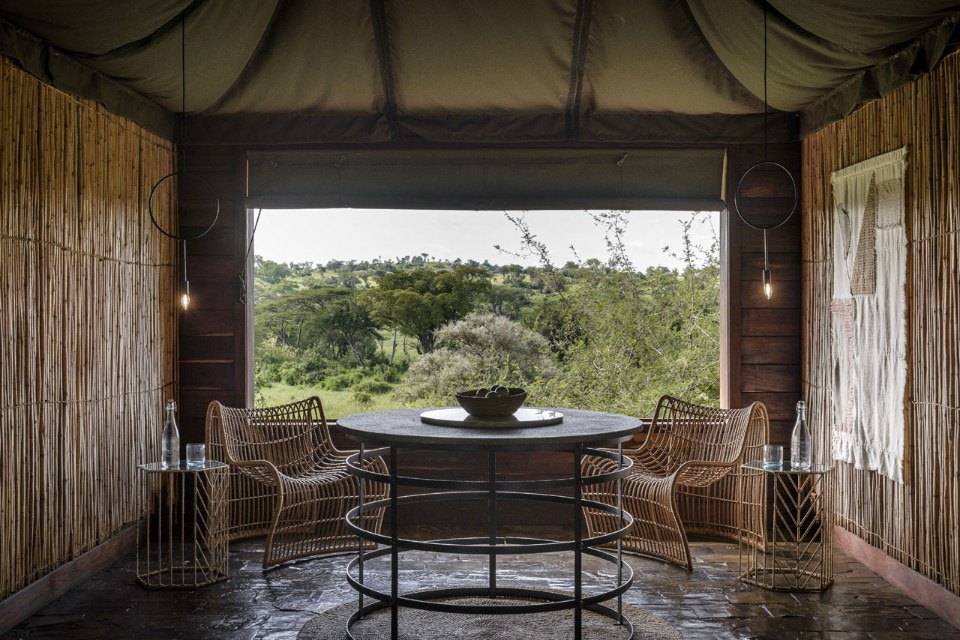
[454,387,527,418]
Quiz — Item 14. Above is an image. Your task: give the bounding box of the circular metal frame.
[345,489,634,552]
[344,590,635,640]
[344,444,637,639]
[346,545,634,609]
[346,445,632,490]
[733,160,798,231]
[147,170,220,241]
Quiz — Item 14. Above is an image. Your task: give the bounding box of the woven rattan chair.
[583,395,769,570]
[206,396,387,569]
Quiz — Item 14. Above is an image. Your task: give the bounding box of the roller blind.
[246,148,727,211]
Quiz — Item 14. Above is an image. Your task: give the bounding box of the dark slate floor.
[4,533,959,640]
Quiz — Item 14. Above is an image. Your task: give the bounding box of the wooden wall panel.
[802,50,960,602]
[740,392,798,422]
[740,336,801,364]
[741,279,801,307]
[0,57,176,608]
[177,147,249,446]
[740,309,802,336]
[724,142,803,445]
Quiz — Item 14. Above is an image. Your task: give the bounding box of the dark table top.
[336,407,642,452]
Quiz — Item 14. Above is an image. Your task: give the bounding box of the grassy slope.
[256,383,414,419]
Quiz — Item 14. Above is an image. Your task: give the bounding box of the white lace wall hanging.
[830,146,908,484]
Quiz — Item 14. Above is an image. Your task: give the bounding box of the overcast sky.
[253,209,718,271]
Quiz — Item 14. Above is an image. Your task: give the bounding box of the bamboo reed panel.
[801,50,960,597]
[0,56,178,600]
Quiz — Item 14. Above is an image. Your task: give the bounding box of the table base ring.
[345,588,636,640]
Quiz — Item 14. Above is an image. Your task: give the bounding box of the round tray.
[419,407,563,428]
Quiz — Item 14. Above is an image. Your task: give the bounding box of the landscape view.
[253,211,720,419]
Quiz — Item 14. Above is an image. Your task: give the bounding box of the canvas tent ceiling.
[1,0,958,147]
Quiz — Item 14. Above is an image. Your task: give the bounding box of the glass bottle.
[161,399,180,469]
[790,400,811,470]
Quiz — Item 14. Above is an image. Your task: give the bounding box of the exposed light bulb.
[761,230,773,300]
[180,240,191,310]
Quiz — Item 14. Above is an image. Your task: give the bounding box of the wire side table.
[739,461,835,592]
[137,461,229,589]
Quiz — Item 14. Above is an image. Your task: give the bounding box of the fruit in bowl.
[454,386,527,418]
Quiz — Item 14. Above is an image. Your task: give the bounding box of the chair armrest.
[229,458,283,485]
[674,459,738,488]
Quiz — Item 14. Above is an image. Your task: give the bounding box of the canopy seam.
[565,0,593,140]
[369,0,398,137]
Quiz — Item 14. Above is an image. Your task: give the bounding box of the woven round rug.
[298,598,681,640]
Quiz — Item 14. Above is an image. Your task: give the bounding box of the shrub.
[322,370,365,391]
[352,390,373,408]
[353,377,393,395]
[395,312,558,405]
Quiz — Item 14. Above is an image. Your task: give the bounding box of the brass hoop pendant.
[147,171,220,241]
[733,160,798,231]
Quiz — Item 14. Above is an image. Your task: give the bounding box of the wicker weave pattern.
[583,395,769,570]
[205,397,387,568]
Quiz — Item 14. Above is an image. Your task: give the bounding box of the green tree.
[313,290,381,369]
[256,257,293,284]
[362,266,491,353]
[516,212,721,417]
[485,283,530,319]
[396,312,558,405]
[256,287,380,369]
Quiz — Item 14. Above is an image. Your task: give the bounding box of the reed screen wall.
[802,50,960,597]
[0,57,177,601]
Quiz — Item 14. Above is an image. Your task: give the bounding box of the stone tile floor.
[4,536,959,640]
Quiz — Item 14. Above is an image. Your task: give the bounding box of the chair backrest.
[208,396,335,476]
[642,395,758,474]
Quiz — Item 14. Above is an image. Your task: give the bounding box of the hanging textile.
[829,147,908,484]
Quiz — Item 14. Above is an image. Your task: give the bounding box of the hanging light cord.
[763,7,768,159]
[732,5,798,300]
[146,11,220,242]
[145,11,220,310]
[178,15,186,164]
[760,9,772,300]
[733,8,796,235]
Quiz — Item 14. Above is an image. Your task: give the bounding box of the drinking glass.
[186,443,206,469]
[763,444,783,470]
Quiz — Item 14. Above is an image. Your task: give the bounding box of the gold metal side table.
[739,461,835,592]
[137,460,229,588]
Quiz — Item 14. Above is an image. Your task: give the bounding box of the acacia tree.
[361,266,490,353]
[515,211,721,417]
[256,287,380,369]
[313,290,381,369]
[255,257,294,284]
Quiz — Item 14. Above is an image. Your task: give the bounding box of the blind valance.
[246,148,727,212]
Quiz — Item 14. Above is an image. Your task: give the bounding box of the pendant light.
[733,6,798,301]
[147,11,219,311]
[180,240,191,310]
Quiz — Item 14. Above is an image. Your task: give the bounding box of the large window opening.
[252,208,720,419]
